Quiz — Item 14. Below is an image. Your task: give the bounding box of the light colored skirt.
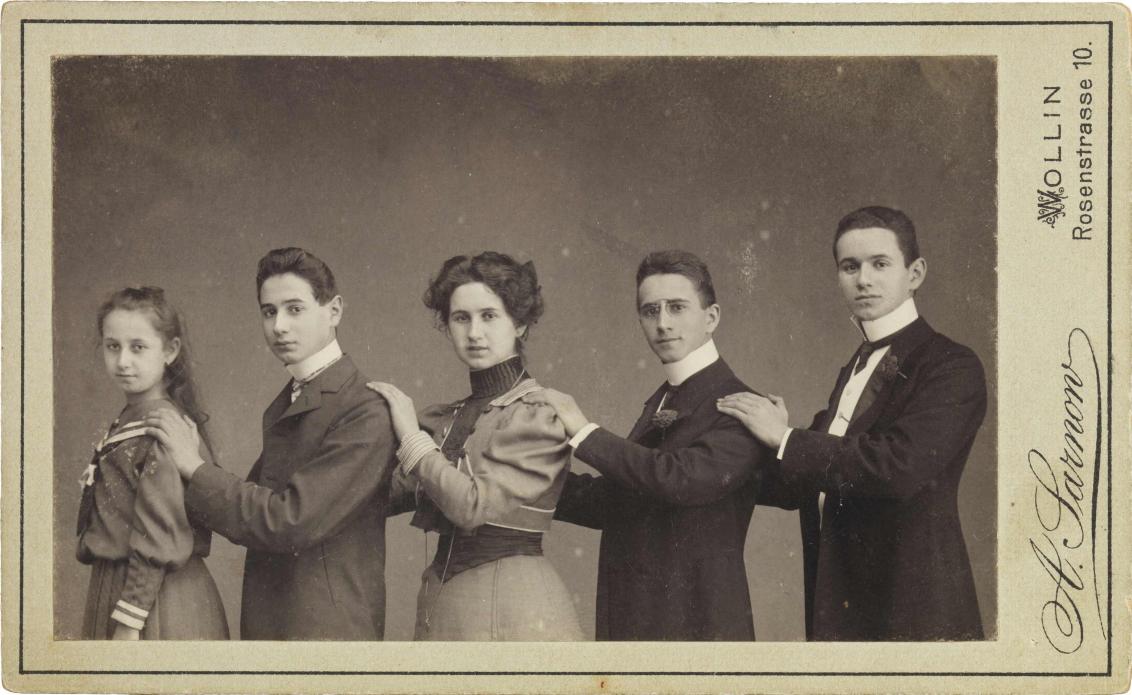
[82,555,229,640]
[415,555,585,641]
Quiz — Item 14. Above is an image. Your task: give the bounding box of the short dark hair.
[423,251,544,336]
[635,250,717,307]
[256,247,338,304]
[833,206,921,266]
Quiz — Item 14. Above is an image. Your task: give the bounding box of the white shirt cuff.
[776,428,794,460]
[568,423,600,449]
[111,600,149,630]
[396,430,439,475]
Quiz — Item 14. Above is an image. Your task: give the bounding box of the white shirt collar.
[858,297,919,343]
[286,339,343,383]
[664,338,720,386]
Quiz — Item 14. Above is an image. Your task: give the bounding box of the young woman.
[77,287,228,640]
[369,252,584,641]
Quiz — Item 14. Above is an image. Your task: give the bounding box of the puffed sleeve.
[409,401,570,531]
[111,439,194,630]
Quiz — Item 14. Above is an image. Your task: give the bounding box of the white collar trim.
[664,338,720,386]
[287,339,343,383]
[858,297,919,342]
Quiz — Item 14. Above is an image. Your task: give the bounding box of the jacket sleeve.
[754,409,830,511]
[779,346,987,499]
[410,402,570,531]
[553,471,612,530]
[112,439,195,630]
[386,465,418,517]
[574,406,765,507]
[185,398,396,553]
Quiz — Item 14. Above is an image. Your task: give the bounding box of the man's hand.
[522,388,589,437]
[111,623,141,640]
[365,382,420,442]
[143,411,205,480]
[716,392,790,448]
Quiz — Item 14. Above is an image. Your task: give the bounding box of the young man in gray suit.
[146,247,397,640]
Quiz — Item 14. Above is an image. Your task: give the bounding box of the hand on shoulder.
[142,409,205,480]
[365,381,421,441]
[520,387,587,437]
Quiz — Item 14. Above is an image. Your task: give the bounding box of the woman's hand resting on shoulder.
[366,382,420,442]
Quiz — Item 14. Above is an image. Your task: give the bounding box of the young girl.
[76,287,229,640]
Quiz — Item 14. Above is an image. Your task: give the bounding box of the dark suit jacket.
[186,354,396,640]
[763,317,986,641]
[556,357,769,640]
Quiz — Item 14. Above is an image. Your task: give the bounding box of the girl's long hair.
[96,286,216,458]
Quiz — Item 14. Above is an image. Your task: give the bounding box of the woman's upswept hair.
[97,286,215,457]
[423,252,544,349]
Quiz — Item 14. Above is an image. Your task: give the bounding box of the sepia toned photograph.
[2,3,1129,694]
[50,52,997,645]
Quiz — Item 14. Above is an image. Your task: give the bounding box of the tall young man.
[719,207,987,640]
[532,250,769,641]
[146,247,396,640]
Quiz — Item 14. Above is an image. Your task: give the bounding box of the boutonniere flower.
[875,353,906,381]
[651,408,680,430]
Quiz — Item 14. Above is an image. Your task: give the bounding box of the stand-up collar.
[857,298,919,343]
[286,339,343,383]
[663,338,720,386]
[469,355,526,398]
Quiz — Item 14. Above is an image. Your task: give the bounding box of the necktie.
[650,383,679,429]
[852,335,895,375]
[289,355,342,403]
[852,342,876,375]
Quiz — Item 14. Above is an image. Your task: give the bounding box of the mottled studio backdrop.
[53,56,997,640]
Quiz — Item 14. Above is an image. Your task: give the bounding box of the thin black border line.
[2,674,1113,679]
[1106,18,1114,680]
[17,17,1117,679]
[19,15,27,677]
[18,19,1113,26]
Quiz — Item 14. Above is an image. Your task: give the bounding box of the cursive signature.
[1027,328,1104,654]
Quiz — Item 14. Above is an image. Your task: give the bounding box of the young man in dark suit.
[146,247,396,640]
[718,206,987,641]
[531,250,770,641]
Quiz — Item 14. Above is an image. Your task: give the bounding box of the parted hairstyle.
[423,251,544,340]
[833,206,921,266]
[255,247,339,304]
[96,286,215,457]
[635,249,717,308]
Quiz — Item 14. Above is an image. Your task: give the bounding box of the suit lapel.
[262,385,293,431]
[627,383,668,442]
[266,354,356,430]
[816,362,855,433]
[279,385,323,420]
[629,358,742,442]
[846,317,936,435]
[667,358,741,415]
